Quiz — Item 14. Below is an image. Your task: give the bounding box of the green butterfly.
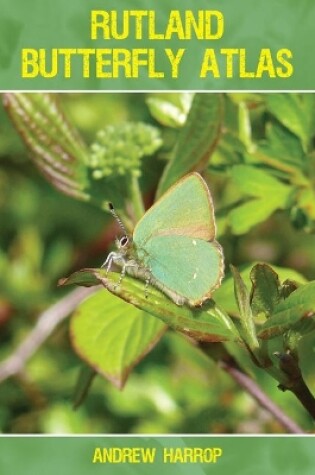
[104,172,224,306]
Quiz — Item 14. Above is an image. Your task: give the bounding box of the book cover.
[0,0,314,473]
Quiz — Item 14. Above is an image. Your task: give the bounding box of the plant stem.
[0,287,96,383]
[276,352,315,420]
[285,381,315,420]
[222,361,304,434]
[130,174,145,222]
[200,342,304,434]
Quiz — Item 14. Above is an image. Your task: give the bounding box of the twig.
[221,361,304,434]
[283,379,315,420]
[0,287,95,383]
[199,342,304,434]
[276,351,315,420]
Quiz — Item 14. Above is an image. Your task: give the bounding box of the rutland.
[91,9,224,40]
[92,447,156,463]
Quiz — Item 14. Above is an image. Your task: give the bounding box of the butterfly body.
[104,173,224,307]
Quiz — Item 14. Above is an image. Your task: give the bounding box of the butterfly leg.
[116,261,127,288]
[101,252,128,289]
[102,252,116,273]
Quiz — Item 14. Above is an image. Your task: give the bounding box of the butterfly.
[103,172,224,306]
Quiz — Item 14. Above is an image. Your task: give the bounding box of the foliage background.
[0,93,314,434]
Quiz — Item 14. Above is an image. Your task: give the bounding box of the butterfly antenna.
[108,202,128,236]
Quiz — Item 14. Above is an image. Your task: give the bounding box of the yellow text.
[200,48,293,78]
[91,10,224,40]
[21,48,186,79]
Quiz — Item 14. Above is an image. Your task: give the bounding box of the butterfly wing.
[133,173,216,247]
[137,235,224,306]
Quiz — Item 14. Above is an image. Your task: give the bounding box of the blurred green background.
[0,93,314,434]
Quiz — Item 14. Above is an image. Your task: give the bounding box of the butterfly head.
[115,234,132,255]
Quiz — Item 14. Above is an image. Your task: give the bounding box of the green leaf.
[156,93,223,197]
[214,263,307,316]
[230,265,259,350]
[64,268,240,343]
[211,130,246,167]
[146,93,193,128]
[228,165,292,234]
[250,263,281,318]
[266,94,315,152]
[228,93,264,105]
[230,164,292,199]
[280,280,299,299]
[263,121,305,170]
[58,269,101,287]
[291,319,315,338]
[258,281,315,340]
[3,93,90,201]
[72,365,96,409]
[70,289,166,389]
[228,198,281,235]
[296,187,315,221]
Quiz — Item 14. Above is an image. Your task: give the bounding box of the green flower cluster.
[90,122,162,179]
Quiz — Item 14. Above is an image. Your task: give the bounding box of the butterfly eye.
[120,236,129,247]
